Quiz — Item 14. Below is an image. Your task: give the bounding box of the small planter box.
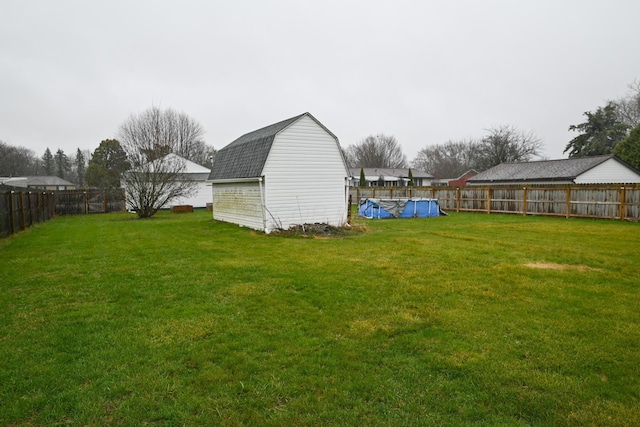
[170,205,193,213]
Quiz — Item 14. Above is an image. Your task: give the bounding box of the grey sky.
[1,0,639,165]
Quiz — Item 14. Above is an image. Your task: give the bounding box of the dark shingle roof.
[468,155,614,183]
[208,113,308,180]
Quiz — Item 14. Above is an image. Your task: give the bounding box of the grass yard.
[1,210,639,426]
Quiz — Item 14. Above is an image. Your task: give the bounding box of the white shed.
[208,112,349,233]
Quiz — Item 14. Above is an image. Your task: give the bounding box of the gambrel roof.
[208,112,338,181]
[468,155,634,183]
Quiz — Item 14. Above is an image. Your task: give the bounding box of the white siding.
[212,182,264,231]
[170,180,211,208]
[575,158,640,184]
[262,115,348,231]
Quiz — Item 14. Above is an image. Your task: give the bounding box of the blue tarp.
[358,198,443,219]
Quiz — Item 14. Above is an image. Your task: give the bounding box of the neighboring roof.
[25,176,76,187]
[0,177,28,187]
[455,169,479,180]
[349,167,433,179]
[163,153,210,174]
[468,155,619,183]
[209,112,336,181]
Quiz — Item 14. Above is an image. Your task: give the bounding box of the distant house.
[348,168,433,187]
[2,176,77,191]
[467,155,640,186]
[432,170,478,187]
[123,153,212,209]
[208,112,349,233]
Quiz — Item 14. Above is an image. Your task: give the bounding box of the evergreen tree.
[54,149,70,179]
[85,139,130,189]
[613,124,640,170]
[75,148,86,186]
[408,168,414,186]
[564,102,630,157]
[42,148,54,175]
[359,168,366,187]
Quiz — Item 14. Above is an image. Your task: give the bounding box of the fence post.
[41,192,46,220]
[26,192,32,226]
[566,187,571,219]
[522,187,527,216]
[487,187,492,214]
[620,186,626,221]
[8,191,15,235]
[19,192,26,230]
[47,192,53,218]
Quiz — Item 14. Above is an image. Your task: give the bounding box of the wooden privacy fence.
[350,184,640,221]
[0,191,56,238]
[54,189,126,215]
[1,189,126,238]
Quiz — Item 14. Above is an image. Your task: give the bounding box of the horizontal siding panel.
[212,182,264,231]
[576,158,640,184]
[170,181,211,208]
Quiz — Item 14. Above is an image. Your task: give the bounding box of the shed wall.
[575,158,640,184]
[262,115,348,231]
[212,181,264,230]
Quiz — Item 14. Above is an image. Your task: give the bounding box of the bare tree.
[474,125,543,170]
[0,141,41,176]
[118,107,204,218]
[345,134,407,168]
[413,139,478,178]
[614,79,640,128]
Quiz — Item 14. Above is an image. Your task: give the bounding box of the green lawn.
[1,210,639,426]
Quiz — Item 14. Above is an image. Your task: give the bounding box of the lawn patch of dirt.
[271,223,367,238]
[523,263,600,271]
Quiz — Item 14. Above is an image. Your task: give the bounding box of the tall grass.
[1,211,638,426]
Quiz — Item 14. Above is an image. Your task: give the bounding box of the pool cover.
[358,198,443,219]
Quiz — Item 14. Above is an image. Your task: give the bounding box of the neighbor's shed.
[208,112,349,233]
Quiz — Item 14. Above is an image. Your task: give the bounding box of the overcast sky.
[1,0,639,165]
